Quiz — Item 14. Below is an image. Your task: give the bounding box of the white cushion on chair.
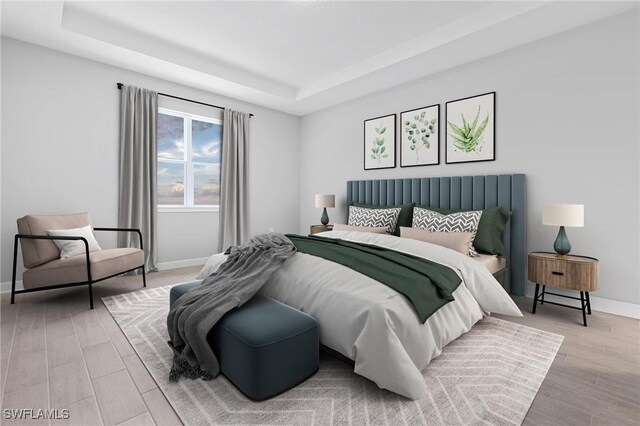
[47,225,102,259]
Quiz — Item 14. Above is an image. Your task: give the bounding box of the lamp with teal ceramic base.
[543,204,584,256]
[553,226,571,255]
[315,194,335,226]
[320,207,329,225]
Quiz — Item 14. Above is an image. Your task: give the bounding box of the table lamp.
[315,194,335,225]
[543,203,584,255]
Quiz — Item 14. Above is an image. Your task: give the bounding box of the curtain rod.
[116,83,254,117]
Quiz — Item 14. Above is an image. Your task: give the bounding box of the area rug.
[103,286,563,426]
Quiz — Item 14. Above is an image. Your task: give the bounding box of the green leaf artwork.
[448,105,489,154]
[404,111,437,164]
[371,121,389,163]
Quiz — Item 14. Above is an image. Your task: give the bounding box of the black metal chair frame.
[11,227,146,309]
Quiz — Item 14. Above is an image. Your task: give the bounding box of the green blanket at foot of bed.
[286,234,462,323]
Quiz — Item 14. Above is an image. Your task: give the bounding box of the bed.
[197,174,525,400]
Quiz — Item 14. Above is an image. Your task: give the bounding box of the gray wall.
[299,12,639,305]
[1,37,300,283]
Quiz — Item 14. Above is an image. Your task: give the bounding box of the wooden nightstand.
[309,225,333,235]
[528,252,599,326]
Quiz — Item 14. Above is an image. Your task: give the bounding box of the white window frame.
[157,108,222,213]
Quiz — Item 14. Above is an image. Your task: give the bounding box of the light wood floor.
[1,267,638,426]
[495,298,640,426]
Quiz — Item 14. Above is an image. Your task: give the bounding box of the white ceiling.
[2,1,638,116]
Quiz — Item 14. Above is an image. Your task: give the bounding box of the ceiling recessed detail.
[2,1,637,115]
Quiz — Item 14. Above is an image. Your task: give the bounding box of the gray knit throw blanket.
[167,233,296,381]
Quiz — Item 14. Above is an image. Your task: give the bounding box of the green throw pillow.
[418,205,512,256]
[349,202,415,236]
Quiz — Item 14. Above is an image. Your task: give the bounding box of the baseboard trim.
[156,257,208,271]
[525,283,640,319]
[1,280,22,293]
[0,257,209,293]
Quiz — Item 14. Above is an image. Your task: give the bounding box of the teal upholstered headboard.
[346,174,526,296]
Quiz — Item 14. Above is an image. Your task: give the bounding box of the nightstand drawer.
[529,258,572,287]
[528,253,599,291]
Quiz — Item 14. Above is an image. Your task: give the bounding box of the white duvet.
[197,231,522,400]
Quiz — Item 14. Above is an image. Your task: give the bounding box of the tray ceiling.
[2,1,637,115]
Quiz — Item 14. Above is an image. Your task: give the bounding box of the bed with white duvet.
[197,230,522,400]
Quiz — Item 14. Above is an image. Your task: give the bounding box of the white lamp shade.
[315,194,335,208]
[543,204,584,227]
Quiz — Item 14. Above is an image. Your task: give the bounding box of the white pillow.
[347,206,401,234]
[47,225,102,259]
[412,207,483,256]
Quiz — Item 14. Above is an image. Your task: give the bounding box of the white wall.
[1,37,300,283]
[299,12,640,306]
[2,12,638,311]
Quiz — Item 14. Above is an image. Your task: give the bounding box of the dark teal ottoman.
[169,280,319,400]
[169,280,202,307]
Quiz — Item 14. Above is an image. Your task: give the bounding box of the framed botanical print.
[400,104,439,167]
[364,114,396,170]
[445,92,495,164]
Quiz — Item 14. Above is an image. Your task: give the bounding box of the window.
[157,108,222,210]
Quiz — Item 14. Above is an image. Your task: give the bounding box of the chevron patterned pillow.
[412,207,483,256]
[348,206,401,234]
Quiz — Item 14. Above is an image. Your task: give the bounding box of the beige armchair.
[11,212,146,309]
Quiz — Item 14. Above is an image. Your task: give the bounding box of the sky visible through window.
[157,112,222,206]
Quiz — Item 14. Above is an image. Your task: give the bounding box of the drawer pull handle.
[551,271,564,276]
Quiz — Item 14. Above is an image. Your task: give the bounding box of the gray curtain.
[218,108,251,252]
[118,85,158,271]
